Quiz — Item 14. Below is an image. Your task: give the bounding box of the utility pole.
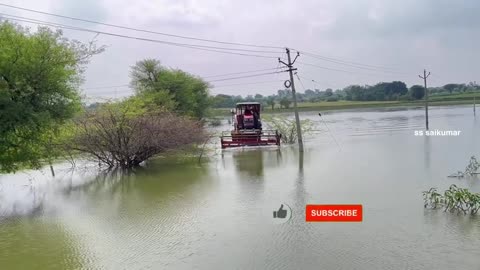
[474,96,476,116]
[419,69,431,130]
[279,48,303,152]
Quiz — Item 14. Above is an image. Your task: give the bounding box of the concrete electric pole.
[419,69,431,130]
[279,48,303,152]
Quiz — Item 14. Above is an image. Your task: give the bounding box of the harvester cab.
[233,103,261,130]
[220,102,281,149]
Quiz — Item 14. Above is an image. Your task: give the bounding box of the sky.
[1,0,479,101]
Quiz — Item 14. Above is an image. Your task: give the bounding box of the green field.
[212,92,479,115]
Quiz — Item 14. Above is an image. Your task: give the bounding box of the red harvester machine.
[220,102,282,149]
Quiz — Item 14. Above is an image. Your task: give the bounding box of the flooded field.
[1,105,480,269]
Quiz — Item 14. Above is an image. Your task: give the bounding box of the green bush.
[326,96,339,102]
[398,94,413,101]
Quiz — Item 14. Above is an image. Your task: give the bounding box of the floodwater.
[1,105,480,270]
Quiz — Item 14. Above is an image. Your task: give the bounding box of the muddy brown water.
[1,105,479,269]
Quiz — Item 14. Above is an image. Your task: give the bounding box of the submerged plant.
[262,115,315,144]
[422,187,442,209]
[465,156,479,175]
[423,184,480,215]
[449,156,480,177]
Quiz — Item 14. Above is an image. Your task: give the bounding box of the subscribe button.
[306,204,363,222]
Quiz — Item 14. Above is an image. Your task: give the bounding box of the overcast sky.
[1,0,479,100]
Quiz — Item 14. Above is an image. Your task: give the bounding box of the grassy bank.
[212,93,479,115]
[264,99,477,113]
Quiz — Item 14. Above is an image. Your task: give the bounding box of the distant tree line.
[211,81,480,108]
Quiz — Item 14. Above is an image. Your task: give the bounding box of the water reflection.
[233,150,265,179]
[424,135,431,170]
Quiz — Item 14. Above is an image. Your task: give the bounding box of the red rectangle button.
[306,204,363,222]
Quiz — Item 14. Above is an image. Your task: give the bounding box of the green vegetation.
[0,22,103,172]
[130,59,210,119]
[279,97,292,109]
[424,156,480,215]
[70,60,210,169]
[70,103,203,169]
[262,115,314,144]
[210,80,480,112]
[449,156,479,178]
[423,185,480,215]
[409,85,425,100]
[1,21,478,172]
[0,22,211,172]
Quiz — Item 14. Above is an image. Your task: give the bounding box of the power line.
[294,72,307,92]
[203,67,283,78]
[82,72,286,93]
[297,61,367,74]
[84,79,285,94]
[296,72,338,89]
[294,73,342,151]
[82,88,133,95]
[0,14,280,54]
[0,14,280,59]
[293,49,405,72]
[81,67,285,90]
[212,80,284,88]
[0,3,415,79]
[0,3,284,50]
[302,52,408,74]
[297,61,412,78]
[83,84,129,90]
[208,71,287,82]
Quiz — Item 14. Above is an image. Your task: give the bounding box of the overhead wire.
[295,73,342,151]
[202,67,284,78]
[0,14,280,59]
[293,49,406,73]
[208,70,287,82]
[0,4,423,98]
[296,72,338,89]
[83,84,130,90]
[211,80,284,88]
[0,3,284,49]
[82,66,287,91]
[297,61,413,79]
[0,4,419,82]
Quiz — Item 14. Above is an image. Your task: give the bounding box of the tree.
[304,89,316,101]
[279,97,292,109]
[71,104,203,169]
[0,22,103,172]
[409,85,425,100]
[443,84,459,94]
[468,81,479,90]
[254,94,264,100]
[130,59,210,118]
[265,96,275,110]
[325,88,333,96]
[211,94,235,108]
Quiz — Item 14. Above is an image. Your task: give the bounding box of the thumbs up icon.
[273,204,287,218]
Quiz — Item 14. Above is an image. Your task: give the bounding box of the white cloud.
[2,0,479,97]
